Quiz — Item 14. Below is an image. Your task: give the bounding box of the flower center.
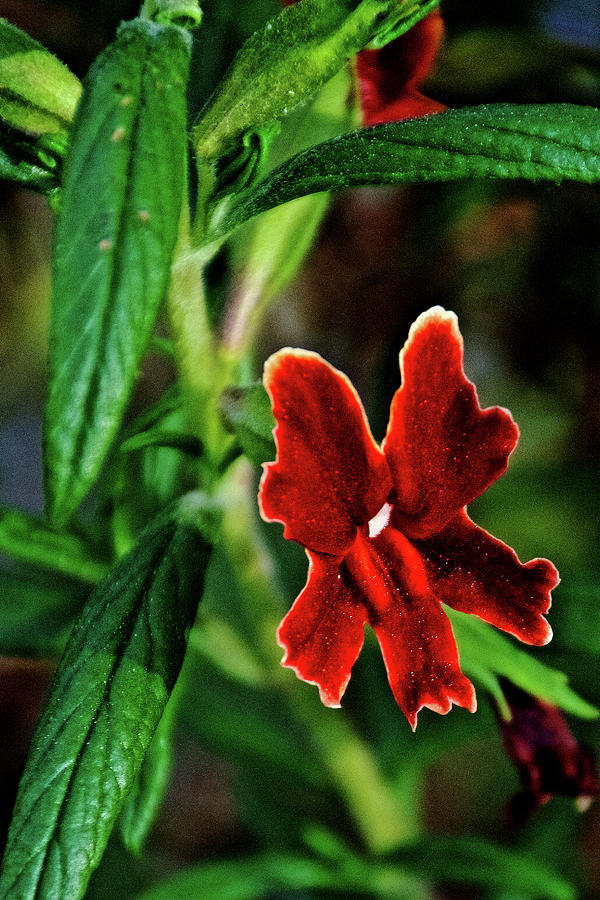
[367,501,392,538]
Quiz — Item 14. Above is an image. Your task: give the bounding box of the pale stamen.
[368,501,392,538]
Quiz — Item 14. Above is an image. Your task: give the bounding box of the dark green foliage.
[44,19,191,526]
[219,383,276,465]
[0,509,211,900]
[214,104,600,237]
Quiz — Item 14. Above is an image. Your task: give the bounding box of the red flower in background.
[282,1,445,125]
[499,681,598,825]
[356,10,446,125]
[259,308,559,729]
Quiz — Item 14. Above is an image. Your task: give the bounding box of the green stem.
[219,461,416,853]
[167,210,235,472]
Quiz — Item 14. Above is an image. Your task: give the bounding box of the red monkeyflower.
[356,10,446,125]
[259,308,559,729]
[282,1,445,125]
[499,681,598,825]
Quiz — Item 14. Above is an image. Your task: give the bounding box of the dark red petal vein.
[415,509,558,645]
[384,307,519,540]
[260,349,392,555]
[277,550,369,707]
[345,529,476,729]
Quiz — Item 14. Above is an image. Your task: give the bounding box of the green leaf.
[219,383,275,465]
[192,0,409,163]
[0,17,79,194]
[448,608,599,720]
[0,17,81,136]
[0,505,109,584]
[367,0,440,49]
[0,499,212,900]
[135,854,341,900]
[213,104,600,238]
[119,429,203,457]
[0,570,87,656]
[392,834,576,900]
[134,832,575,900]
[120,697,175,856]
[44,19,192,527]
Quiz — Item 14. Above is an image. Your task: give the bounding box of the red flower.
[281,2,445,125]
[356,10,446,125]
[499,681,598,825]
[259,307,559,729]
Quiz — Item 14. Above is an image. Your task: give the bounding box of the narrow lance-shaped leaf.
[0,495,213,900]
[212,103,600,239]
[448,607,599,720]
[44,19,191,526]
[0,504,109,584]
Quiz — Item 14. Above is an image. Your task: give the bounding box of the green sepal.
[211,103,600,240]
[192,0,403,163]
[44,19,192,527]
[220,383,276,465]
[0,132,61,194]
[448,608,599,720]
[140,0,203,28]
[0,497,213,900]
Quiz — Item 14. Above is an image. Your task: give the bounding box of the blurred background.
[2,0,600,897]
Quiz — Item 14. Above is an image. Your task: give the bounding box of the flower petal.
[383,307,519,539]
[277,550,368,707]
[499,681,598,825]
[345,529,476,729]
[356,11,446,126]
[415,510,558,645]
[260,349,392,555]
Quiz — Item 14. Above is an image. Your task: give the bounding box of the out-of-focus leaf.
[392,833,576,900]
[119,429,203,457]
[0,497,213,900]
[0,505,109,584]
[0,570,87,656]
[448,608,599,719]
[133,851,420,900]
[213,104,600,238]
[44,19,191,526]
[134,830,574,900]
[220,383,275,465]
